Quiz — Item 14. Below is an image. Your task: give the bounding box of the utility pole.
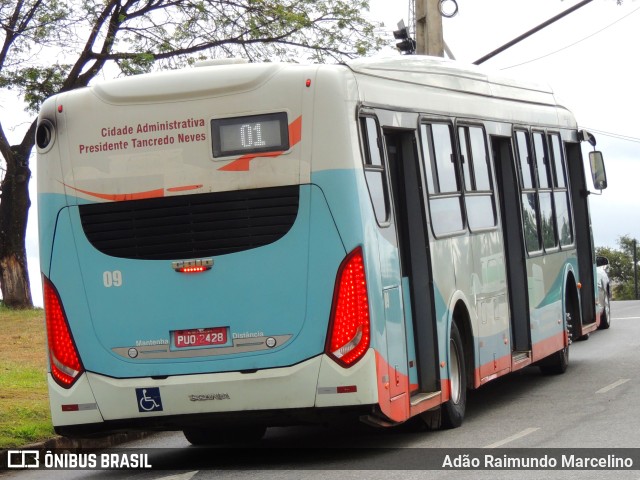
[416,0,444,57]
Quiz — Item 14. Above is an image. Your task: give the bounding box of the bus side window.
[548,133,573,247]
[360,116,390,224]
[533,131,557,250]
[515,130,534,189]
[420,122,464,236]
[532,132,551,188]
[514,130,541,254]
[458,125,496,230]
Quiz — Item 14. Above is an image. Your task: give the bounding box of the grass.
[0,304,54,449]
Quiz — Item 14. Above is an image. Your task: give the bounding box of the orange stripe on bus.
[63,183,164,201]
[218,151,284,172]
[166,184,203,192]
[288,115,302,146]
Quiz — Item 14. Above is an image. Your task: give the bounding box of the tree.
[596,235,639,300]
[0,0,383,308]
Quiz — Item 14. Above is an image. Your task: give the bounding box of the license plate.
[174,327,227,348]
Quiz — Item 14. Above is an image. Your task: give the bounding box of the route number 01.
[103,270,123,287]
[240,123,266,148]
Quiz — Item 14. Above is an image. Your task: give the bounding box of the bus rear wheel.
[441,322,467,429]
[183,425,267,446]
[538,312,571,375]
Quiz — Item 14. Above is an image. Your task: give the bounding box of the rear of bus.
[36,61,381,438]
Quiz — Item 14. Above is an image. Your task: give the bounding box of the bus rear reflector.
[175,266,209,273]
[43,276,84,388]
[326,247,371,367]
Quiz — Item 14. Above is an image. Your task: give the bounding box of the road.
[5,301,640,480]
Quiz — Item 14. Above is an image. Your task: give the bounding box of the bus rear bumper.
[49,350,379,436]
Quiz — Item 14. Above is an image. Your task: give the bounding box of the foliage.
[596,235,639,300]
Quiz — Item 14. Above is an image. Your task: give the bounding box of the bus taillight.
[326,247,371,367]
[43,276,84,388]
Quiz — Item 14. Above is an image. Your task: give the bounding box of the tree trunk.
[0,139,33,309]
[0,252,32,308]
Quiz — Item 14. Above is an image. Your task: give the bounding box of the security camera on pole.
[394,20,416,55]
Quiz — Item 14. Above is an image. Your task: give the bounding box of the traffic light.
[393,21,416,55]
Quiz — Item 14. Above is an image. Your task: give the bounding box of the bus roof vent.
[194,58,249,68]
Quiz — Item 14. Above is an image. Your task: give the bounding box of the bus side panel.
[38,194,68,277]
[528,252,576,362]
[37,97,69,275]
[465,232,511,382]
[430,234,510,393]
[429,239,458,398]
[311,168,413,423]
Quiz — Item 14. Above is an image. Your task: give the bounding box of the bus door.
[565,142,596,331]
[491,136,532,355]
[383,129,439,396]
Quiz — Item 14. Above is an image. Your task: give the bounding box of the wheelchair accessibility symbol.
[135,387,163,412]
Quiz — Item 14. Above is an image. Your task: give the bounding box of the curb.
[29,431,154,450]
[1,431,153,456]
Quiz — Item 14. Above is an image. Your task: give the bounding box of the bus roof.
[91,61,289,104]
[85,55,562,109]
[66,55,574,131]
[346,55,560,108]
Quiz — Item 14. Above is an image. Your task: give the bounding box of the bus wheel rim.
[450,337,461,404]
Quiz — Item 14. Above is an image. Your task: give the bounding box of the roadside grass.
[0,304,54,449]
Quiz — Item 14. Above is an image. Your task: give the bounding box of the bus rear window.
[211,112,289,157]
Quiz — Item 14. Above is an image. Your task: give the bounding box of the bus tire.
[183,425,267,446]
[441,322,467,429]
[538,344,569,375]
[539,312,571,375]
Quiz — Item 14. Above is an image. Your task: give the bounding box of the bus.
[36,56,608,443]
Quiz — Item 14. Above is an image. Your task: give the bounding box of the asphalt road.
[5,301,640,480]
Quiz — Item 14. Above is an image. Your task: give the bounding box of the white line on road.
[616,316,640,320]
[484,427,540,448]
[596,378,630,394]
[157,472,199,480]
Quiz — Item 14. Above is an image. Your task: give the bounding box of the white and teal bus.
[36,56,608,443]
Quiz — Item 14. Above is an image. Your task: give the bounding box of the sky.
[7,0,640,307]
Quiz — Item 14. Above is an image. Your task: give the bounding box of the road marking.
[616,316,640,320]
[596,378,630,394]
[157,472,199,480]
[484,427,540,448]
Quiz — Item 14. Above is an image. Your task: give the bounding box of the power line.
[500,4,640,70]
[474,0,594,65]
[581,127,640,145]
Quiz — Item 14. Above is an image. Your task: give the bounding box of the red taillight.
[43,276,84,388]
[176,266,208,273]
[326,247,371,367]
